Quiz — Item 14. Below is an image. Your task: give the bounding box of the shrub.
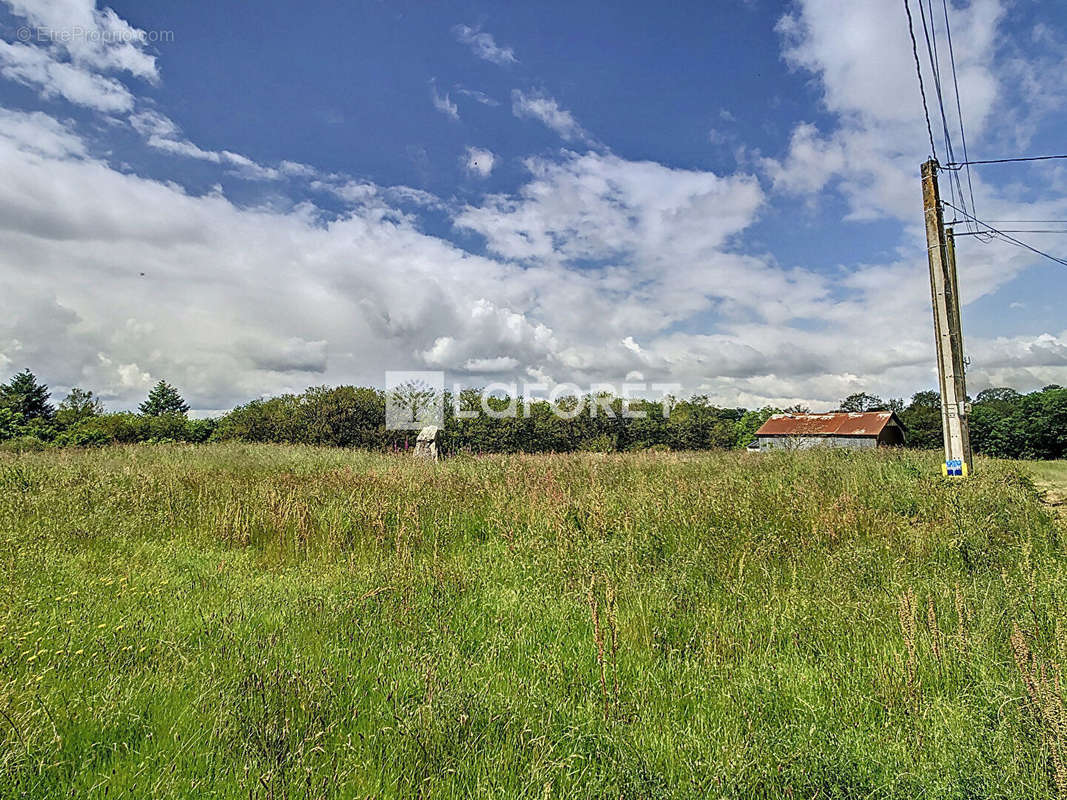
[0,435,46,453]
[0,407,22,440]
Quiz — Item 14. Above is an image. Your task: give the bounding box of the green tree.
[57,387,104,428]
[838,392,886,412]
[900,390,942,450]
[708,419,738,450]
[139,381,190,417]
[735,407,780,449]
[1018,387,1067,459]
[909,390,940,409]
[975,387,1021,406]
[0,369,54,420]
[303,385,385,447]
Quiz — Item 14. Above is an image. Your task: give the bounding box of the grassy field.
[1029,460,1067,513]
[1,445,1066,798]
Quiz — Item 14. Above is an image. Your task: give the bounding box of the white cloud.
[279,160,318,178]
[128,109,176,138]
[456,151,764,269]
[511,90,590,143]
[150,136,221,162]
[1,1,1065,410]
[0,120,520,406]
[309,178,441,212]
[754,0,1067,396]
[129,111,281,180]
[0,0,159,114]
[431,85,459,120]
[4,0,159,82]
[0,108,1063,412]
[220,150,280,181]
[455,87,499,106]
[760,0,1058,227]
[0,41,135,112]
[465,146,495,177]
[452,24,517,65]
[0,107,85,157]
[464,356,520,373]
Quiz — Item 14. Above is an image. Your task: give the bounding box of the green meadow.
[1,444,1066,798]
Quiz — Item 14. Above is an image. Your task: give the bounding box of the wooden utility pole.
[944,227,973,471]
[921,159,972,476]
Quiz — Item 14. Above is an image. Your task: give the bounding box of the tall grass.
[0,444,1064,798]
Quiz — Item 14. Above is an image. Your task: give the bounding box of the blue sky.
[0,0,1065,411]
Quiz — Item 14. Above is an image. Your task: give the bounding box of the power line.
[946,154,1067,167]
[903,0,938,160]
[918,0,975,232]
[954,229,1067,235]
[917,0,947,151]
[940,0,980,236]
[942,200,1067,268]
[948,219,1067,229]
[918,3,953,172]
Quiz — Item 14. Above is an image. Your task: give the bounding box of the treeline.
[1,369,1065,458]
[0,374,214,450]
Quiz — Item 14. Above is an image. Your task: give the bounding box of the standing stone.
[414,426,439,461]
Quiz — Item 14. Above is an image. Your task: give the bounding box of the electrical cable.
[940,0,982,237]
[946,154,1067,167]
[942,200,1067,268]
[953,230,1067,235]
[918,0,974,232]
[903,0,939,161]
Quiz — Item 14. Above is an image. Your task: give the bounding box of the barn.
[752,411,907,451]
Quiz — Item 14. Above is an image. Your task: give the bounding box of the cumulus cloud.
[0,0,1065,412]
[464,356,520,373]
[760,0,1049,225]
[465,146,495,177]
[456,151,764,268]
[1,105,1064,412]
[738,0,1067,401]
[0,108,808,408]
[0,113,518,406]
[0,0,160,114]
[4,0,159,81]
[0,106,85,157]
[0,40,135,112]
[511,90,591,143]
[452,24,517,65]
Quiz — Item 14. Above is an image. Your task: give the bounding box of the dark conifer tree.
[139,381,190,417]
[0,369,54,420]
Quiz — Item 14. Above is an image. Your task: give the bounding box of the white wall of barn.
[756,436,879,451]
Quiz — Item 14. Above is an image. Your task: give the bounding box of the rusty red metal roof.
[755,411,899,437]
